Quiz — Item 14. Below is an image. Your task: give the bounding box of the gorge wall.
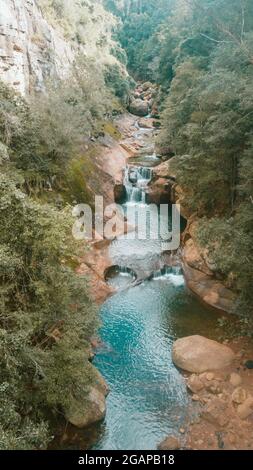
[0,0,73,95]
[0,0,119,95]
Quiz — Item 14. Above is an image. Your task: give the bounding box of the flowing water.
[91,127,228,450]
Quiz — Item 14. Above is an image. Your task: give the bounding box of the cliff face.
[0,0,74,94]
[0,0,119,95]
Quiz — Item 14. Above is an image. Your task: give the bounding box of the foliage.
[104,0,175,80]
[0,53,115,184]
[104,63,134,104]
[0,0,132,451]
[155,0,253,311]
[39,0,117,57]
[0,173,97,449]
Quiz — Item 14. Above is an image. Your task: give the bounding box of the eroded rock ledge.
[182,221,236,314]
[147,156,236,314]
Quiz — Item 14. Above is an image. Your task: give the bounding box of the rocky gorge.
[1,0,252,453]
[69,82,253,450]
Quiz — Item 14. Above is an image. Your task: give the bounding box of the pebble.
[192,394,200,401]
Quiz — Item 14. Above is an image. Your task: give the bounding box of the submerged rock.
[158,435,181,450]
[172,335,235,373]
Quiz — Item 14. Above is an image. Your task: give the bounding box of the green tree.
[0,173,97,449]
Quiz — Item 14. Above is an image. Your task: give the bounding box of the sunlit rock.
[172,335,235,373]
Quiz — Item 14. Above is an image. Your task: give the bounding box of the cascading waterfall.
[124,165,151,204]
[152,266,184,285]
[138,167,152,181]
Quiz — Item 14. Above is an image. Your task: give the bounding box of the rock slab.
[172,335,235,373]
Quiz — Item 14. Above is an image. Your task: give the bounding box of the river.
[91,120,227,450]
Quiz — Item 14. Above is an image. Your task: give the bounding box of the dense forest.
[0,0,253,451]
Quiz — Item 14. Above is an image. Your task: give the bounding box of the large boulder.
[66,387,106,429]
[153,157,177,180]
[183,264,236,313]
[146,178,173,204]
[65,368,109,429]
[172,335,235,373]
[129,99,149,117]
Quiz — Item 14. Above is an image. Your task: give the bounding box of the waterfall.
[141,190,146,204]
[130,187,142,202]
[152,265,184,284]
[123,164,151,205]
[138,167,152,181]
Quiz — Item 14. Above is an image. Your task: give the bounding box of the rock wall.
[182,220,236,314]
[0,0,75,95]
[0,0,119,95]
[148,157,236,313]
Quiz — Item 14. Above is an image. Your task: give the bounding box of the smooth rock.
[187,374,204,393]
[65,368,108,429]
[237,397,253,419]
[172,335,235,373]
[129,99,149,117]
[66,387,106,428]
[229,372,242,387]
[158,436,181,450]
